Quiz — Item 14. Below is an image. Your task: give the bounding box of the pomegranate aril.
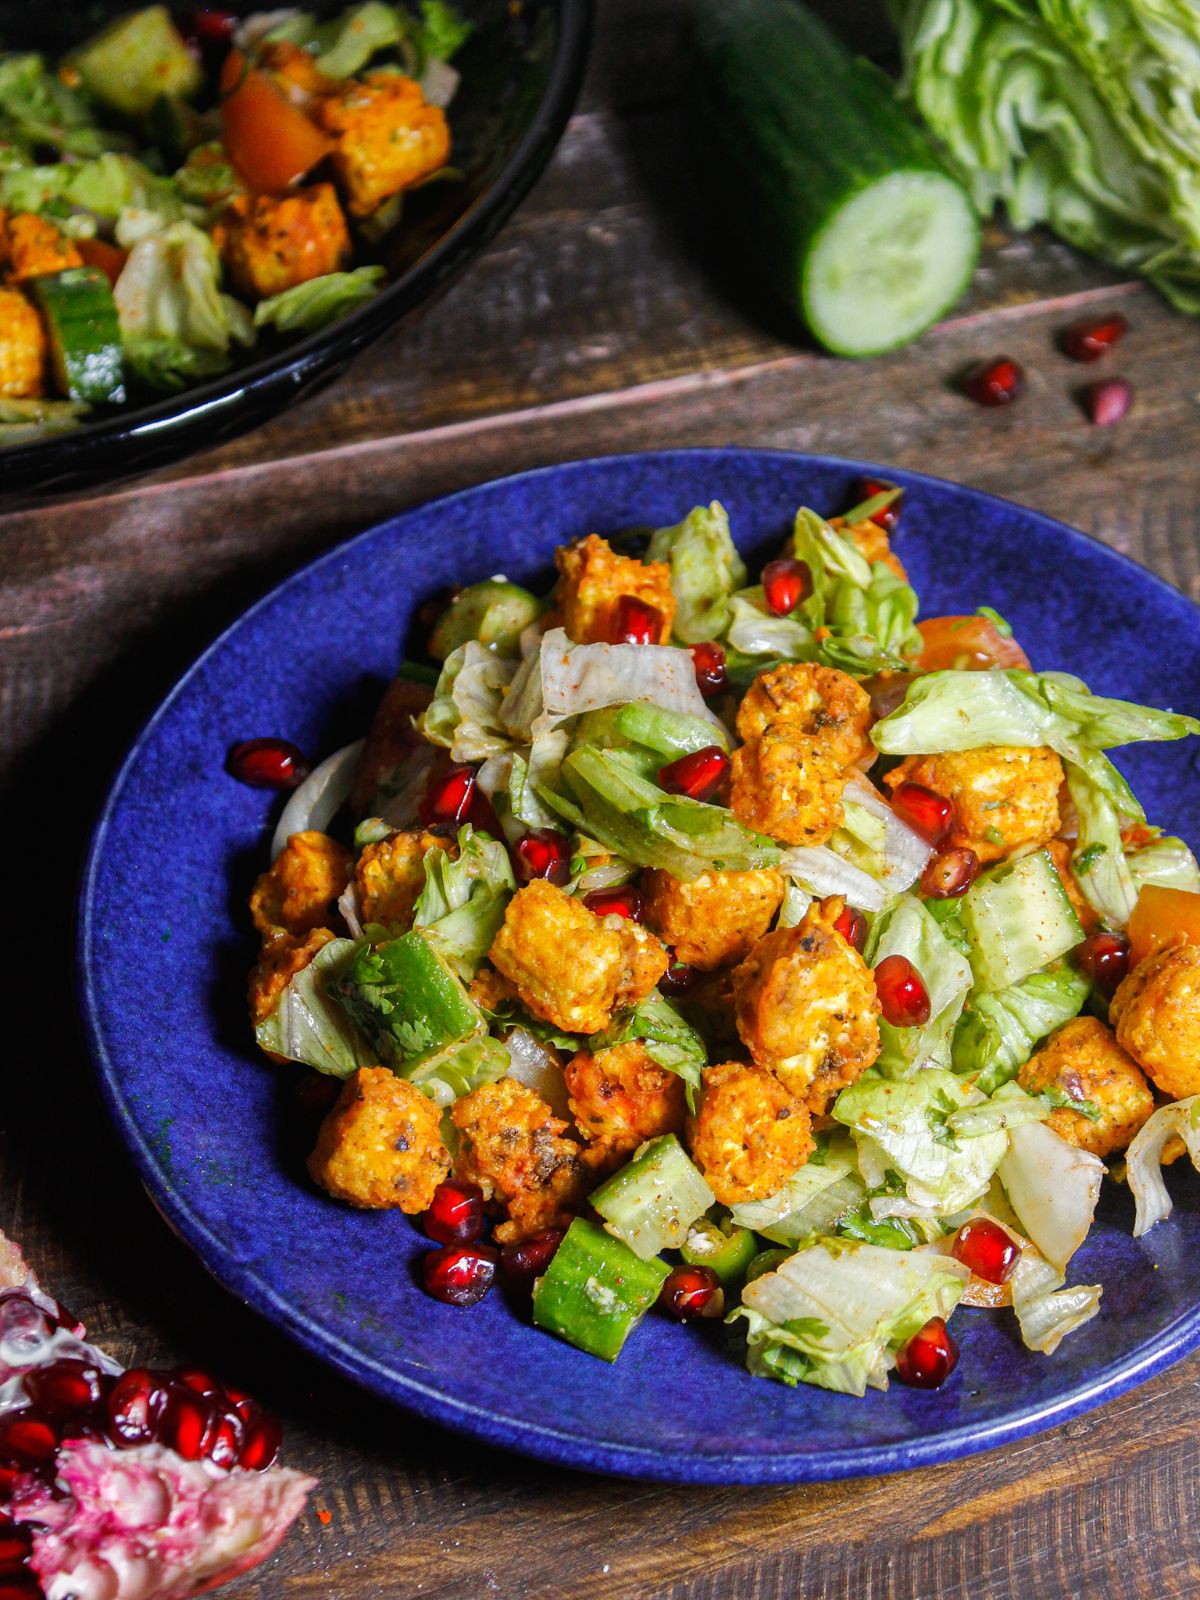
[187,7,238,44]
[855,477,902,532]
[1083,376,1133,427]
[689,641,727,699]
[423,1243,499,1308]
[874,954,932,1028]
[1060,313,1128,362]
[106,1367,168,1448]
[609,595,663,646]
[658,1265,725,1321]
[833,904,868,953]
[171,1366,221,1400]
[1073,931,1131,997]
[891,780,955,847]
[0,1469,20,1503]
[205,1406,247,1471]
[582,885,644,922]
[423,1179,486,1246]
[920,846,979,899]
[513,828,572,886]
[159,1385,215,1462]
[895,1316,959,1389]
[500,1228,566,1289]
[420,764,476,828]
[238,1410,283,1472]
[25,1358,106,1418]
[952,1219,1020,1286]
[963,355,1024,407]
[660,957,701,996]
[761,558,812,617]
[225,738,310,791]
[0,1415,57,1467]
[657,746,730,803]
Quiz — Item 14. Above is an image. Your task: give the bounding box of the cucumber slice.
[613,702,730,758]
[680,1217,758,1287]
[961,850,1085,993]
[589,1134,715,1260]
[691,0,979,357]
[69,6,202,117]
[29,269,125,406]
[429,579,543,660]
[327,931,485,1068]
[532,1219,669,1362]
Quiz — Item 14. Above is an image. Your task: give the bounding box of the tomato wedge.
[76,236,128,287]
[1127,884,1200,971]
[219,49,332,194]
[915,615,1031,673]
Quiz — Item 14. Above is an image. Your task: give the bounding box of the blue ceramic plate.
[79,449,1200,1483]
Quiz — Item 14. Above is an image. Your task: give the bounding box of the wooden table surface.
[5,2,1200,1595]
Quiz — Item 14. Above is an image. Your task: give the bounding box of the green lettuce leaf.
[113,220,254,383]
[254,267,386,334]
[416,0,473,61]
[1125,830,1200,896]
[0,53,126,159]
[420,640,519,763]
[952,964,1091,1094]
[412,824,515,979]
[255,937,374,1076]
[314,2,405,75]
[647,501,747,644]
[589,993,707,1108]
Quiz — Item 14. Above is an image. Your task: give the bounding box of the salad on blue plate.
[239,483,1200,1397]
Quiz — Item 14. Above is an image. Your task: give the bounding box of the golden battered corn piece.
[451,1078,589,1243]
[1112,942,1200,1100]
[686,1060,813,1205]
[0,287,46,398]
[0,212,82,282]
[250,829,353,938]
[488,880,667,1034]
[316,73,449,217]
[563,1040,686,1159]
[355,828,448,929]
[732,898,881,1111]
[883,745,1063,866]
[248,927,335,1030]
[258,39,336,106]
[350,675,433,815]
[308,1066,449,1211]
[736,662,872,767]
[730,729,846,847]
[1046,839,1100,937]
[642,866,785,972]
[830,515,908,583]
[553,534,676,646]
[1018,1016,1154,1158]
[216,182,351,301]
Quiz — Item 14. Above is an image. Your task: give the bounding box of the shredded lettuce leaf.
[255,938,374,1076]
[646,501,747,644]
[1125,830,1200,897]
[952,964,1091,1094]
[1126,1095,1200,1237]
[588,992,707,1108]
[1009,1247,1102,1355]
[412,824,515,979]
[421,641,519,763]
[0,53,126,158]
[404,1035,509,1109]
[114,221,254,385]
[998,1120,1104,1270]
[254,267,386,334]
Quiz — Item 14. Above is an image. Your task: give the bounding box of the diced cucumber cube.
[429,579,543,660]
[680,1217,758,1287]
[328,931,485,1068]
[589,1134,715,1260]
[960,849,1084,993]
[532,1219,670,1362]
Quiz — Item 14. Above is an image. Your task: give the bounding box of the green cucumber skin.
[532,1219,669,1362]
[29,269,125,406]
[689,0,977,351]
[961,850,1085,993]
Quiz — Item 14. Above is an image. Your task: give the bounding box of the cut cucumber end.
[802,170,979,358]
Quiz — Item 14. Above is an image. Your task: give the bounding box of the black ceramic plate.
[0,0,591,502]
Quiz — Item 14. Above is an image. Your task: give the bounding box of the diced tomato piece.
[915,615,1031,673]
[1127,885,1200,972]
[219,49,332,194]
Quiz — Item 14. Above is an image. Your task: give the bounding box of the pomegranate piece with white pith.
[0,1232,313,1600]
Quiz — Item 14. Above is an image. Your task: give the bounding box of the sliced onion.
[503,1029,571,1119]
[1126,1095,1200,1237]
[778,846,888,912]
[375,743,438,832]
[845,774,933,890]
[997,1120,1104,1271]
[271,740,364,859]
[337,882,364,939]
[1009,1248,1101,1354]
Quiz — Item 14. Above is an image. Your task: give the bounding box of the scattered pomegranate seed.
[25,1358,106,1418]
[658,1265,725,1321]
[225,738,310,790]
[1083,376,1133,427]
[874,954,932,1028]
[513,828,572,886]
[0,1415,57,1467]
[424,1179,486,1246]
[920,846,979,899]
[963,356,1024,407]
[891,781,955,847]
[657,746,730,803]
[158,1386,215,1462]
[500,1229,566,1289]
[420,764,477,828]
[1073,931,1131,996]
[423,1243,499,1307]
[1060,313,1128,362]
[187,7,238,45]
[106,1367,168,1448]
[609,595,663,645]
[0,1468,20,1503]
[689,641,728,698]
[582,885,645,922]
[855,477,902,532]
[834,904,868,952]
[238,1409,283,1472]
[895,1316,959,1388]
[660,956,701,996]
[761,558,812,617]
[952,1219,1020,1286]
